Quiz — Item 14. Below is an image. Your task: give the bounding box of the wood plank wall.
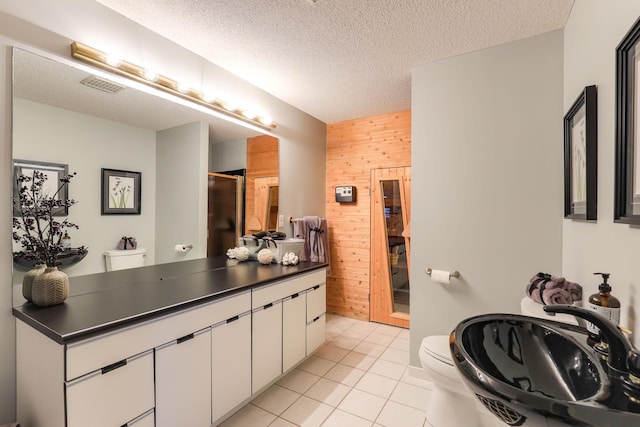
[326,110,411,321]
[245,135,279,234]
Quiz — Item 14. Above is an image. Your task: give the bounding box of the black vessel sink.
[451,314,640,426]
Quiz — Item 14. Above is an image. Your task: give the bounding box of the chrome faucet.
[543,305,633,375]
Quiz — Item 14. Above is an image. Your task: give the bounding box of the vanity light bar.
[70,42,276,130]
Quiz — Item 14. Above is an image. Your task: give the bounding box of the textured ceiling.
[95,0,574,124]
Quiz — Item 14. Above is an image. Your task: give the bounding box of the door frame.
[370,167,411,328]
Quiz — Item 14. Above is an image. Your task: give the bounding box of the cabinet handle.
[177,333,195,344]
[101,359,127,375]
[313,316,320,322]
[291,293,299,299]
[264,302,273,309]
[313,285,320,290]
[226,315,239,323]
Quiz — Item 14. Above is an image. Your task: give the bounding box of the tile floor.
[220,314,433,427]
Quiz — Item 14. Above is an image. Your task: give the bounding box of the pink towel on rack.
[294,216,330,275]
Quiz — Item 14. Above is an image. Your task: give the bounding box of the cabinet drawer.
[306,313,326,355]
[66,290,250,380]
[252,269,326,308]
[306,283,326,323]
[65,350,154,427]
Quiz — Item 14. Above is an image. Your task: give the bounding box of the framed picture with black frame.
[13,159,70,217]
[101,168,141,215]
[564,85,597,220]
[615,16,640,224]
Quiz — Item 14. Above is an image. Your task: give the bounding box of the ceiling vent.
[80,76,126,94]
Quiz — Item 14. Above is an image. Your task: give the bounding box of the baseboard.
[406,365,434,390]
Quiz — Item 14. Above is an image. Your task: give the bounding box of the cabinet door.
[252,300,283,394]
[156,329,211,427]
[212,312,251,423]
[282,293,306,372]
[65,351,154,427]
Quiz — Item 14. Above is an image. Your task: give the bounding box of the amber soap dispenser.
[587,272,621,346]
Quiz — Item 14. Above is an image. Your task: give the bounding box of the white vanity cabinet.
[15,267,326,427]
[155,328,212,427]
[251,269,327,394]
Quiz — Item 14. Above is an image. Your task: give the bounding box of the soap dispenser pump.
[587,272,621,346]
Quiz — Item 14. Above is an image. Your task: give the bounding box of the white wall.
[155,121,208,263]
[13,99,157,279]
[209,138,247,172]
[410,30,564,366]
[563,1,640,346]
[0,1,326,422]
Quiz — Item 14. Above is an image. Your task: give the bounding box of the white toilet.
[104,248,147,271]
[419,297,579,427]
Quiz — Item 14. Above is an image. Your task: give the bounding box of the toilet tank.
[520,297,580,325]
[104,248,147,271]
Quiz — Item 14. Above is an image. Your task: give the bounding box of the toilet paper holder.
[426,268,460,278]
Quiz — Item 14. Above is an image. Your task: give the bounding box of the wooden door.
[370,167,411,328]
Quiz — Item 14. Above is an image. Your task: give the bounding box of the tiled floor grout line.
[221,314,428,427]
[284,316,414,426]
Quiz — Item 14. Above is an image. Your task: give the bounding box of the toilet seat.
[421,335,454,366]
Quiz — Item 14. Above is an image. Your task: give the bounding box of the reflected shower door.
[370,167,411,328]
[207,172,244,257]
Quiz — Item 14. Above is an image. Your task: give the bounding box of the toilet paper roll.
[174,244,190,253]
[430,269,451,284]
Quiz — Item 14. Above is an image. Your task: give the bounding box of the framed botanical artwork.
[13,159,69,217]
[101,168,141,215]
[615,16,640,224]
[564,85,597,220]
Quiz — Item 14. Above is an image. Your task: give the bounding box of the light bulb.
[223,100,237,112]
[202,92,216,103]
[177,82,191,93]
[143,69,159,82]
[242,109,257,120]
[105,54,122,67]
[259,115,273,126]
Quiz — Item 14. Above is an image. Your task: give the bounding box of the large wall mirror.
[12,47,279,285]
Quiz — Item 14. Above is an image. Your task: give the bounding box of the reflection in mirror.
[207,172,244,257]
[12,47,278,286]
[243,135,279,234]
[266,185,279,231]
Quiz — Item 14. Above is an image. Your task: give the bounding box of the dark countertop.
[12,257,327,345]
